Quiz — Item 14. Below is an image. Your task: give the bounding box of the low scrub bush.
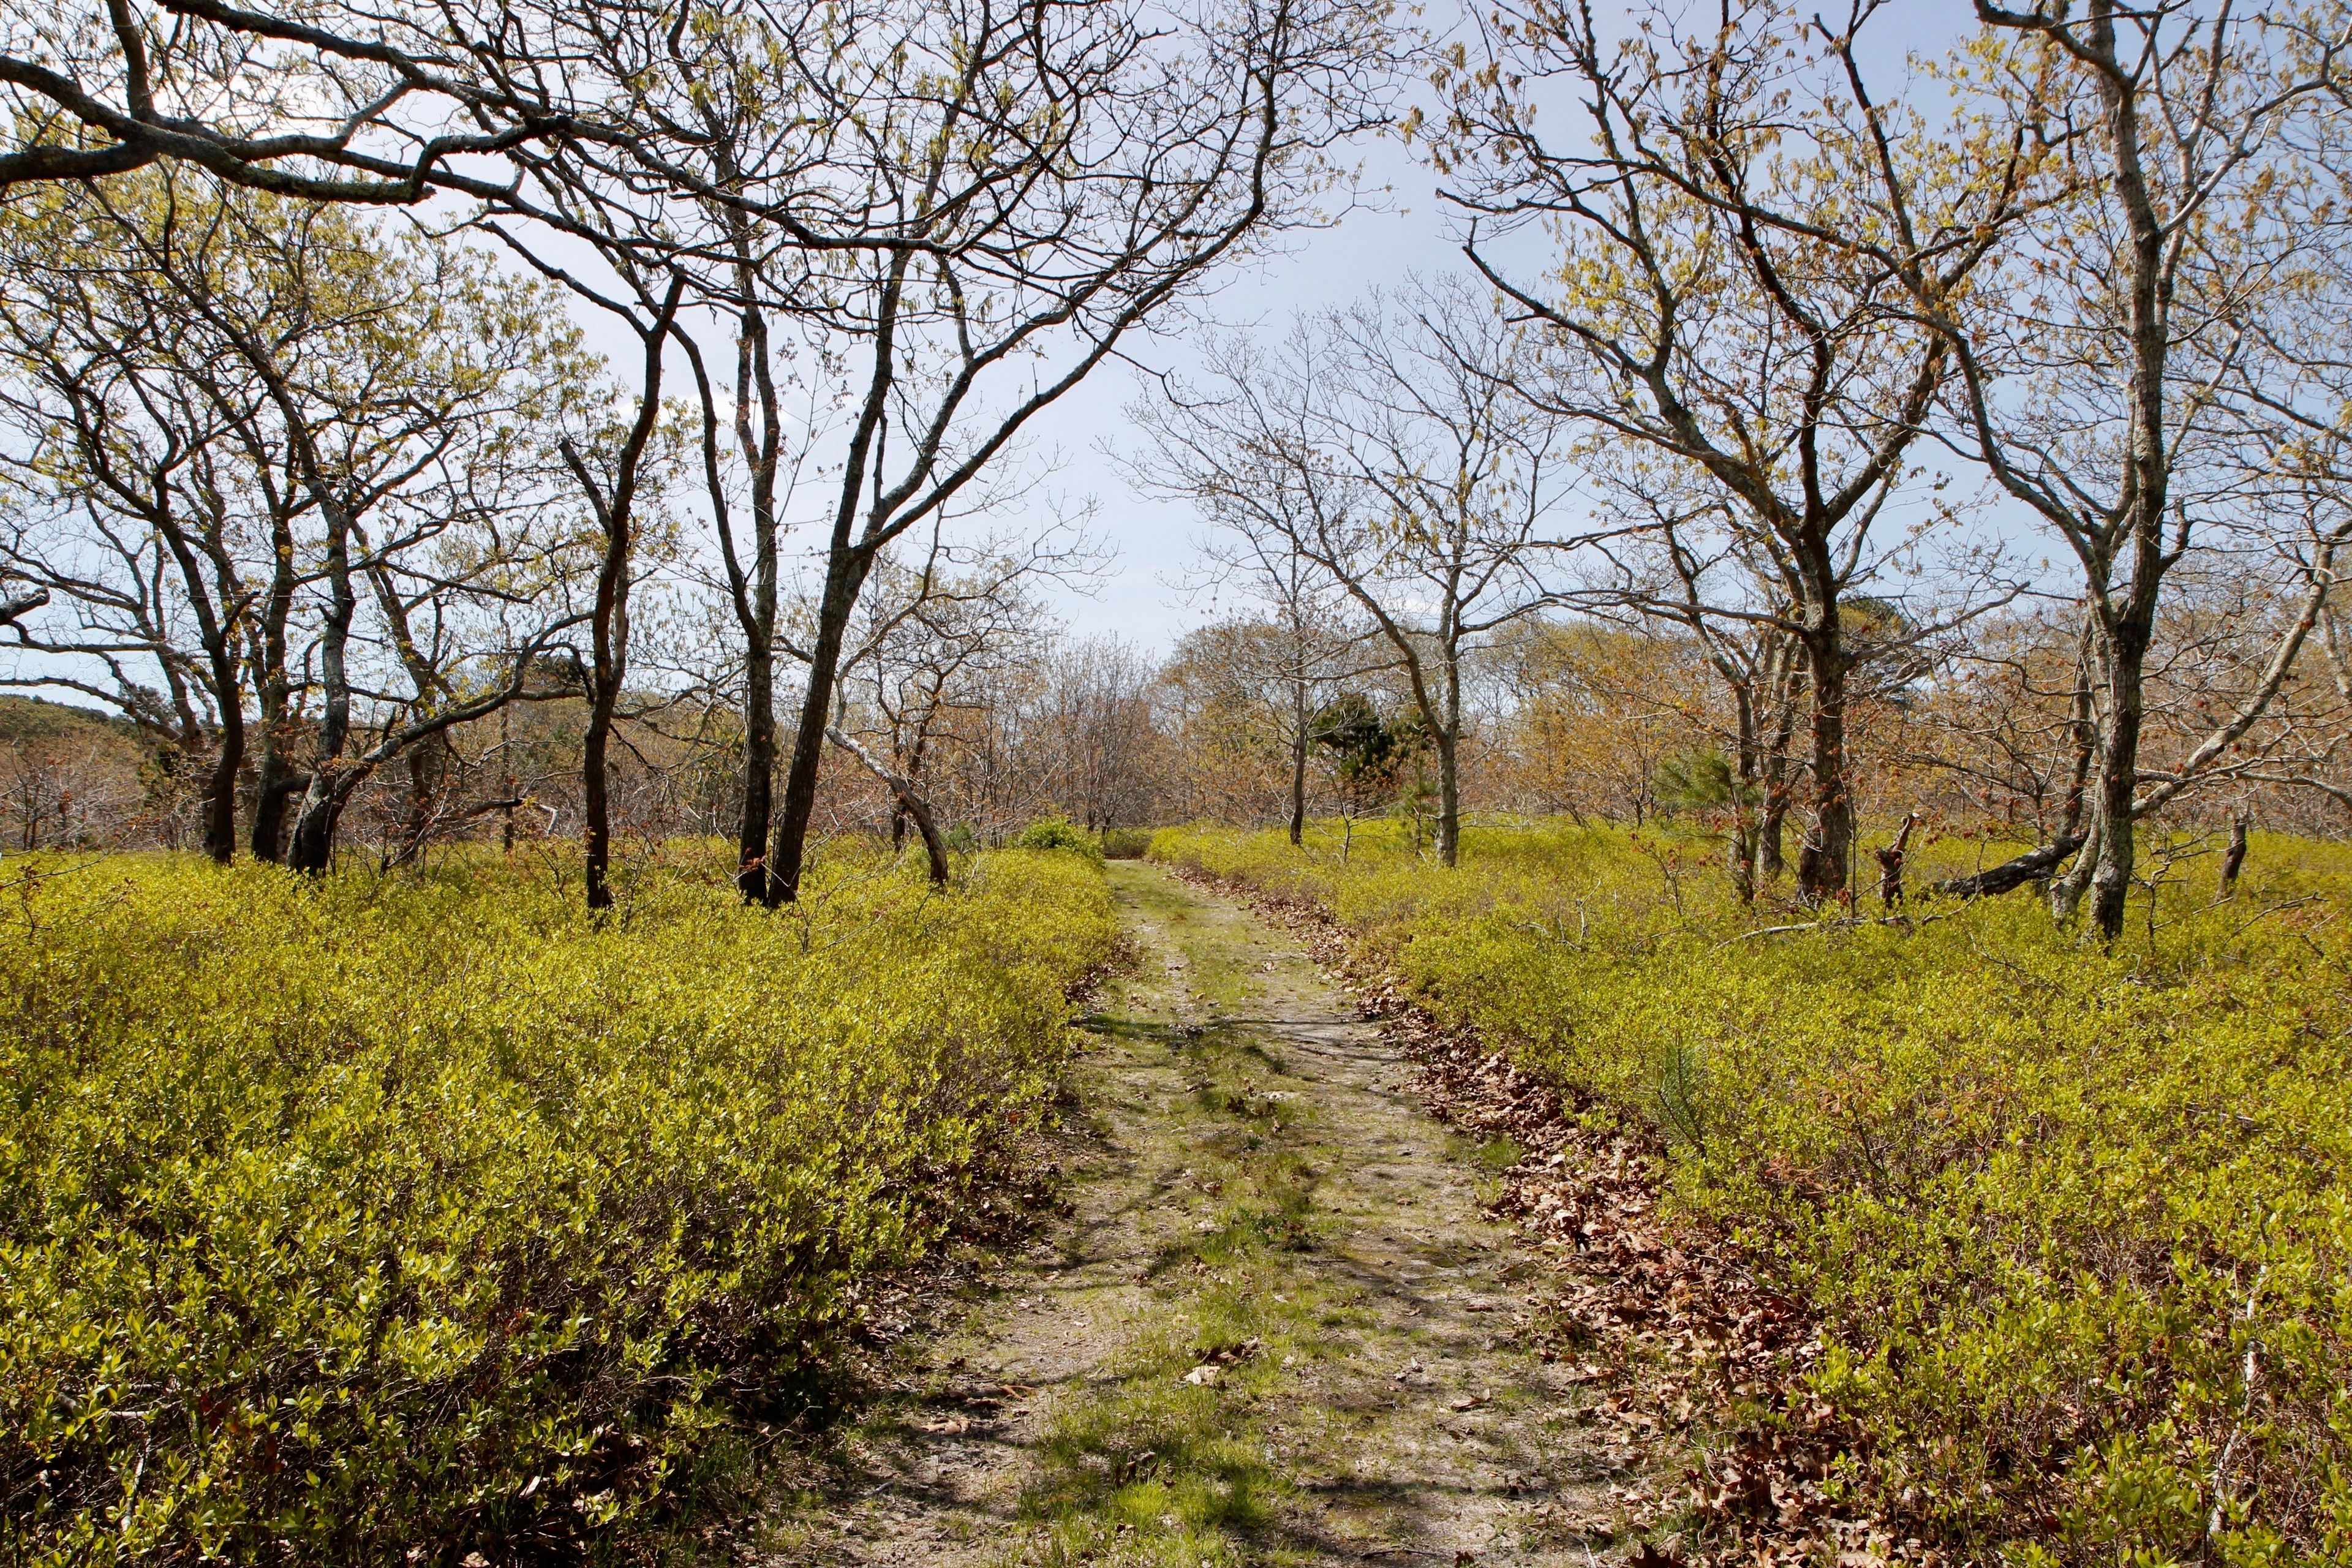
[1100,827,1155,861]
[0,845,1116,1564]
[1153,819,2352,1563]
[1012,815,1107,865]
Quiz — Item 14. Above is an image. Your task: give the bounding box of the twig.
[1709,912,1950,951]
[2226,894,2324,942]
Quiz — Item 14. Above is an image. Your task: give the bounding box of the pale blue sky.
[1028,1,1986,647]
[1028,131,1463,644]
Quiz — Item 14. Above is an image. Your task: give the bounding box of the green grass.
[1005,867,1359,1568]
[1152,817,2352,1566]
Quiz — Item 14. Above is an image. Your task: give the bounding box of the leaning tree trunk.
[768,548,874,905]
[2219,809,2252,897]
[827,725,950,884]
[1875,812,1921,909]
[897,727,933,856]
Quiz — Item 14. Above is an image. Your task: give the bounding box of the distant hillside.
[0,695,151,850]
[0,695,139,744]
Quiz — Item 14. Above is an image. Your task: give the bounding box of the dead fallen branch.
[1929,833,2086,899]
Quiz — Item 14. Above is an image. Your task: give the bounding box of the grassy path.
[769,863,1629,1566]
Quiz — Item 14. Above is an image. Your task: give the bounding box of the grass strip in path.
[763,863,1680,1567]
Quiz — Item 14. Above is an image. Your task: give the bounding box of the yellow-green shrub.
[1154,820,2352,1563]
[0,845,1115,1564]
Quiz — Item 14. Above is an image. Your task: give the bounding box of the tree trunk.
[1795,608,1852,902]
[1875,813,1920,909]
[285,500,356,875]
[250,766,294,862]
[2056,614,2098,840]
[738,639,777,897]
[1430,656,1464,868]
[686,304,783,905]
[154,529,244,864]
[284,778,343,873]
[1433,729,1461,868]
[2082,626,2149,939]
[1934,831,2087,899]
[2059,36,2169,943]
[827,725,949,884]
[1728,682,1758,903]
[769,254,908,907]
[2219,809,2251,897]
[1758,791,1787,881]
[1755,671,1801,884]
[1289,674,1308,847]
[500,705,517,854]
[248,519,298,862]
[579,504,625,910]
[582,698,617,908]
[897,727,933,857]
[198,690,243,865]
[568,279,681,911]
[390,738,442,867]
[768,549,873,904]
[731,303,783,905]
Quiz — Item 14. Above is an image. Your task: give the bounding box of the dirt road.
[767,862,1640,1567]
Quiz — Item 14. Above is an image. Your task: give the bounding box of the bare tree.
[9,0,1392,903]
[0,199,252,858]
[1171,500,1387,845]
[1428,0,2024,900]
[560,278,684,910]
[1917,0,2351,935]
[1042,635,1164,833]
[1136,280,1577,867]
[1158,611,1378,843]
[436,0,1391,903]
[0,171,603,870]
[0,0,568,197]
[827,535,1079,882]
